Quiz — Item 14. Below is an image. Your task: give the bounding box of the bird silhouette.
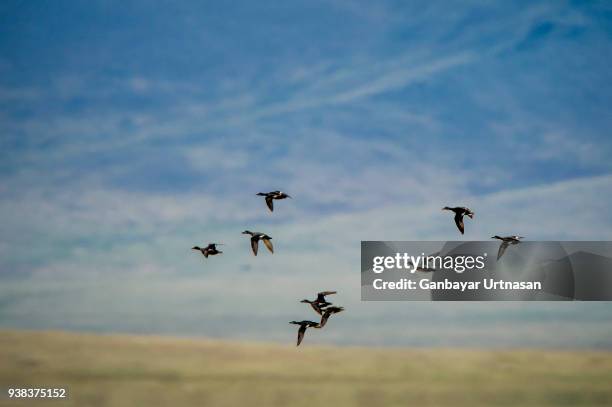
[491,235,523,260]
[192,243,223,258]
[442,206,474,234]
[242,231,273,256]
[318,306,345,328]
[300,291,337,315]
[289,320,320,346]
[300,299,325,315]
[256,191,291,212]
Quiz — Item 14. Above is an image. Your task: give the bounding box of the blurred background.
[1,0,612,349]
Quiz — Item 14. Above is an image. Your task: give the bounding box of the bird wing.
[297,325,307,346]
[263,238,274,253]
[454,213,465,234]
[319,312,330,328]
[265,196,274,212]
[497,241,509,261]
[309,302,323,315]
[317,291,337,302]
[250,237,259,256]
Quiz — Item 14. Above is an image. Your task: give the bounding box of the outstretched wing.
[297,325,307,346]
[250,237,259,256]
[319,312,330,328]
[309,302,323,315]
[265,196,274,212]
[316,291,337,302]
[263,238,274,253]
[497,242,509,261]
[454,213,465,234]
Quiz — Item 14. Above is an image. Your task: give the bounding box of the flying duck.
[192,243,223,258]
[242,231,273,256]
[319,306,345,328]
[300,299,325,315]
[491,235,523,261]
[442,206,474,234]
[300,291,336,315]
[289,320,320,346]
[256,191,291,212]
[301,291,337,312]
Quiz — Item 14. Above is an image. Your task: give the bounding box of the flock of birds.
[293,291,344,346]
[191,190,344,346]
[192,197,523,346]
[442,206,524,260]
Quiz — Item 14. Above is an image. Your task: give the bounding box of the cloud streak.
[1,0,611,347]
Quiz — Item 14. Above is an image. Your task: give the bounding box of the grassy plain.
[1,329,611,406]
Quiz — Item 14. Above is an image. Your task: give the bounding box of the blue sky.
[1,0,612,347]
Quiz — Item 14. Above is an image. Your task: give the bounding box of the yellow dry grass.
[1,329,611,406]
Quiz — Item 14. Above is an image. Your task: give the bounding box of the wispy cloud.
[1,0,612,346]
[1,173,612,346]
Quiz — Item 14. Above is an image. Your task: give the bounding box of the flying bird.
[442,206,474,234]
[318,306,345,328]
[242,231,273,256]
[191,243,223,258]
[289,320,320,346]
[256,191,291,212]
[301,291,338,315]
[300,299,325,315]
[301,291,337,312]
[492,235,523,261]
